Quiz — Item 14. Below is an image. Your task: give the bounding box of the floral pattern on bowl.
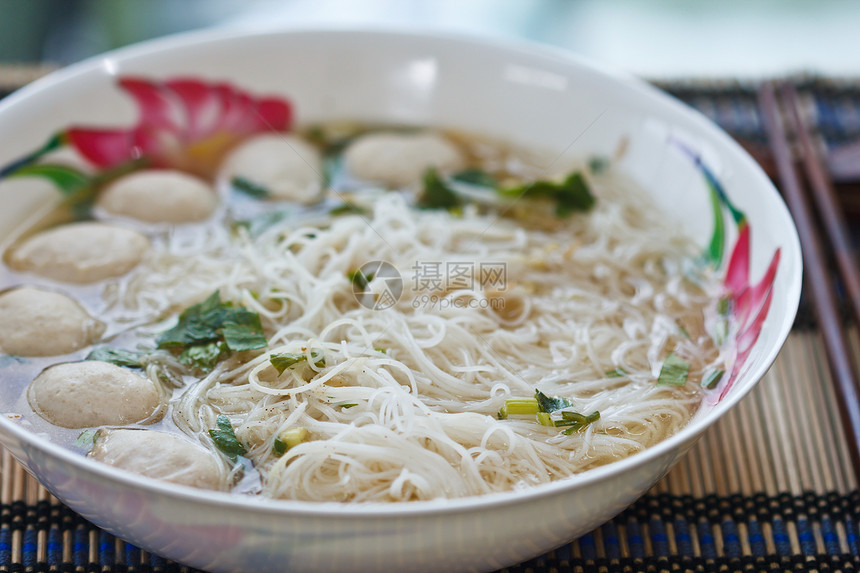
[0,76,292,212]
[672,140,782,401]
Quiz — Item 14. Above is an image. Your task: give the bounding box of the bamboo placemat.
[2,65,860,572]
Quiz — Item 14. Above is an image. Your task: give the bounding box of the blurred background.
[0,0,857,79]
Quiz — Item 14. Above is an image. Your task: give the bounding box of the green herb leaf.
[209,414,246,462]
[717,296,731,316]
[270,350,325,375]
[157,291,267,372]
[179,341,227,372]
[417,167,463,210]
[330,202,368,216]
[86,347,144,369]
[338,403,358,409]
[272,437,288,457]
[231,176,271,199]
[347,269,373,291]
[702,369,725,390]
[535,390,573,413]
[73,429,97,450]
[451,168,497,188]
[233,209,291,238]
[605,368,628,378]
[657,352,690,387]
[222,309,267,351]
[587,156,609,174]
[501,171,595,218]
[157,291,223,348]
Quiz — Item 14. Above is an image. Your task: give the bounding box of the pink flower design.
[65,77,292,176]
[719,225,781,400]
[671,138,782,401]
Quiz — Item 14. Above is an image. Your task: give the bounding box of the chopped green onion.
[702,369,725,390]
[209,415,246,462]
[536,412,553,427]
[561,411,588,423]
[272,427,309,456]
[563,411,600,435]
[73,429,97,450]
[714,319,729,346]
[717,296,731,316]
[657,352,690,387]
[502,398,540,416]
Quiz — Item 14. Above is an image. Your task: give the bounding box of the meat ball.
[7,222,149,283]
[344,131,465,188]
[28,361,161,428]
[0,287,104,356]
[97,169,217,223]
[89,429,222,490]
[221,134,322,203]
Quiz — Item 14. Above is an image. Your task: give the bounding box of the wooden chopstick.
[780,82,860,327]
[758,81,860,481]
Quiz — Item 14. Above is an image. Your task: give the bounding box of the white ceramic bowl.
[0,28,801,573]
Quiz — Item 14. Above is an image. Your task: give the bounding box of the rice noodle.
[113,165,725,502]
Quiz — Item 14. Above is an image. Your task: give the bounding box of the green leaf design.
[8,163,89,195]
[706,185,726,266]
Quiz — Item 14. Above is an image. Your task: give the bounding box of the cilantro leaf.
[657,352,690,387]
[417,167,462,210]
[451,168,497,188]
[86,347,144,369]
[330,202,368,216]
[347,269,373,291]
[209,414,246,462]
[501,170,595,217]
[180,341,228,372]
[272,437,288,457]
[270,350,325,375]
[587,156,609,174]
[233,209,291,238]
[605,368,628,378]
[232,176,271,199]
[157,291,267,372]
[222,309,267,351]
[535,389,573,413]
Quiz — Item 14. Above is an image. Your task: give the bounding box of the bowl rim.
[0,24,803,518]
